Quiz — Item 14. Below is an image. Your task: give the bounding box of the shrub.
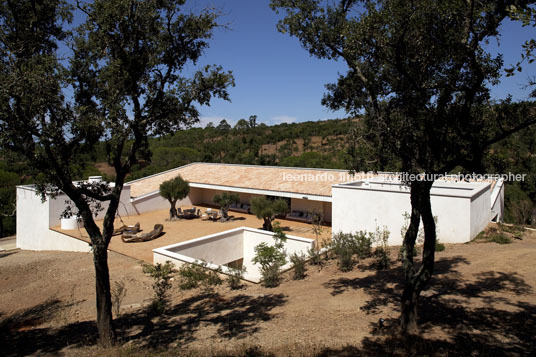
[329,232,355,272]
[435,240,446,252]
[354,231,373,259]
[253,223,287,287]
[290,252,307,280]
[307,246,323,266]
[488,231,512,244]
[142,261,175,315]
[226,266,246,290]
[373,226,390,270]
[178,261,222,291]
[111,280,127,318]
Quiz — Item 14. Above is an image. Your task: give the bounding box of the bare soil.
[1,226,536,356]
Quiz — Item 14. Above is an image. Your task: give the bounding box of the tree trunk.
[169,199,177,220]
[263,218,273,231]
[220,207,229,222]
[93,243,116,346]
[400,180,436,334]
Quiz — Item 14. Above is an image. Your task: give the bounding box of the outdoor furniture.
[113,222,140,236]
[121,224,163,243]
[207,211,221,221]
[285,210,313,223]
[229,203,250,214]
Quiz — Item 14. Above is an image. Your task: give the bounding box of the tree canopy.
[250,196,289,231]
[272,0,536,332]
[160,175,190,220]
[0,0,233,345]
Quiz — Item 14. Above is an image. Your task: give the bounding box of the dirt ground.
[1,226,536,356]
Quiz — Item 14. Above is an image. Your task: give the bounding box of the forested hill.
[123,117,358,180]
[1,116,535,238]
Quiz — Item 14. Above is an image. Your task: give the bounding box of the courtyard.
[51,204,332,263]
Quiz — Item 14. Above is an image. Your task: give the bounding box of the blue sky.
[69,0,536,127]
[184,0,536,127]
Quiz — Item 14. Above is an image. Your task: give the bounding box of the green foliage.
[159,175,190,219]
[373,226,391,270]
[435,240,446,252]
[213,192,240,221]
[142,261,175,315]
[250,196,289,231]
[290,252,307,280]
[307,246,323,266]
[329,232,356,272]
[226,266,247,290]
[329,230,373,272]
[0,169,20,237]
[177,261,222,291]
[159,175,190,202]
[252,223,287,287]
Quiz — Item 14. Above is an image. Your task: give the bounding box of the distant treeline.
[1,114,534,238]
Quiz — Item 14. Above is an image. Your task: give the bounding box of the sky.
[70,0,536,128]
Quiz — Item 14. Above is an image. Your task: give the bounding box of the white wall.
[242,228,313,281]
[332,181,491,244]
[166,229,244,265]
[153,227,313,283]
[470,188,492,239]
[48,185,136,227]
[16,186,91,252]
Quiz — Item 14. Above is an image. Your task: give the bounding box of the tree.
[216,119,232,131]
[0,170,19,237]
[507,5,536,79]
[248,115,258,128]
[0,0,233,345]
[234,118,249,131]
[272,0,536,333]
[159,176,190,220]
[213,192,239,222]
[250,196,289,231]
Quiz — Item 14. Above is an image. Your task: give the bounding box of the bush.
[111,280,127,318]
[178,261,222,291]
[307,246,323,266]
[290,252,307,280]
[253,223,287,287]
[488,231,512,244]
[329,232,355,272]
[373,226,390,270]
[227,266,246,290]
[142,261,175,315]
[354,231,373,259]
[435,240,446,252]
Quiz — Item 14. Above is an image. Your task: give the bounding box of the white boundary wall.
[16,183,135,252]
[332,180,492,244]
[153,227,314,283]
[16,186,91,252]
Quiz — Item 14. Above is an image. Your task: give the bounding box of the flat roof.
[128,163,364,198]
[127,162,499,199]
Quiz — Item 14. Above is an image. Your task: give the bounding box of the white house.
[15,162,504,252]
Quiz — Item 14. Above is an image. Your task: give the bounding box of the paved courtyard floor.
[52,205,332,262]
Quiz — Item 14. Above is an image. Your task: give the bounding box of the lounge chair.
[113,222,140,236]
[121,224,163,243]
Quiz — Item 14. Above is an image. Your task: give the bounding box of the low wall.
[153,227,314,283]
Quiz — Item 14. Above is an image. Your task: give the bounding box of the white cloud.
[270,115,297,124]
[194,116,237,128]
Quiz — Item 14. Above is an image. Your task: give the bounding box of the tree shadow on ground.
[323,255,536,355]
[1,291,287,355]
